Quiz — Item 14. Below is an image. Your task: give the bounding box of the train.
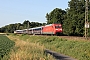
[14,24,63,35]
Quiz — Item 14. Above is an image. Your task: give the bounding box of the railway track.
[59,36,90,41]
[34,34,90,41]
[15,33,90,41]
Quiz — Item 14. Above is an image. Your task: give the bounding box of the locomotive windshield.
[55,26,61,28]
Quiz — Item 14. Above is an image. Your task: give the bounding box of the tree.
[46,8,66,24]
[0,20,46,33]
[23,20,30,29]
[15,23,22,30]
[63,0,87,36]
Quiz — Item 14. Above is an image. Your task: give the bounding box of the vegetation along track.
[7,34,55,60]
[6,34,90,60]
[59,36,90,41]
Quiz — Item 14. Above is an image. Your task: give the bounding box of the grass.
[7,34,55,60]
[9,34,90,60]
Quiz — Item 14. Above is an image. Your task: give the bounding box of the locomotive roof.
[44,24,61,27]
[44,24,52,27]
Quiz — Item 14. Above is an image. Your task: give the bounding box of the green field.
[0,34,89,60]
[0,35,15,60]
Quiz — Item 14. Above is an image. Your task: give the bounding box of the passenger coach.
[14,24,62,35]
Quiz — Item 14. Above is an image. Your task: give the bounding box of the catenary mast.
[85,0,89,39]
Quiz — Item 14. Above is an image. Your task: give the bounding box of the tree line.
[46,0,90,36]
[0,0,90,36]
[0,20,46,33]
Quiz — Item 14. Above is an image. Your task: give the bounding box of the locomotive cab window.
[55,26,61,28]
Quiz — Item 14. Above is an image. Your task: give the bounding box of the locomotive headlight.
[56,29,58,30]
[60,29,62,31]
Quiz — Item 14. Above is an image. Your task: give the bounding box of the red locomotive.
[14,24,63,35]
[42,24,62,35]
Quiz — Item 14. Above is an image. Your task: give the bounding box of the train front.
[54,24,63,35]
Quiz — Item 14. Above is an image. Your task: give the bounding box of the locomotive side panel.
[42,24,55,34]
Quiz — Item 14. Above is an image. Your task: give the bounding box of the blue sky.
[0,0,70,28]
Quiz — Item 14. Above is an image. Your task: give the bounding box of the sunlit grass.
[8,34,90,60]
[7,35,54,60]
